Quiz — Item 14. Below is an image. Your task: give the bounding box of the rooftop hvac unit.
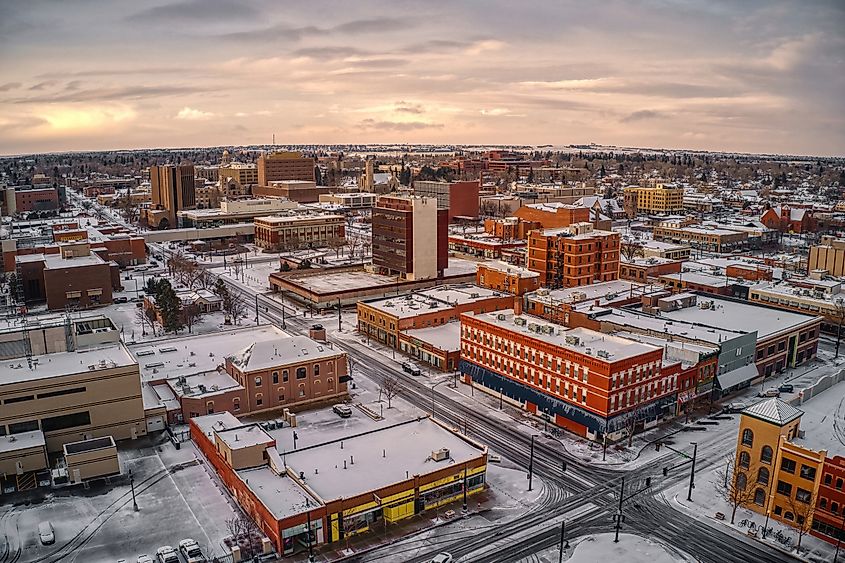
[565,335,580,346]
[538,289,549,296]
[543,325,553,334]
[572,291,587,301]
[528,323,539,332]
[514,317,527,326]
[470,293,480,298]
[699,301,710,309]
[431,448,450,462]
[497,313,506,321]
[597,350,610,359]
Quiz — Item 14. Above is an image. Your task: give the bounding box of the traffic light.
[561,461,567,472]
[645,477,651,488]
[663,467,669,476]
[655,442,661,452]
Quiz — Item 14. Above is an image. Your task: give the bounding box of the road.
[160,248,797,563]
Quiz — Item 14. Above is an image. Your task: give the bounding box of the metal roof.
[742,398,803,426]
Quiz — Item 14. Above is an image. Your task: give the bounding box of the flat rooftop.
[601,308,744,345]
[363,284,506,319]
[44,253,105,269]
[479,260,538,278]
[654,295,821,339]
[402,321,461,352]
[283,417,484,502]
[790,380,845,454]
[528,280,650,306]
[130,325,289,382]
[466,309,660,362]
[238,466,320,520]
[0,430,45,454]
[228,336,340,372]
[0,343,137,387]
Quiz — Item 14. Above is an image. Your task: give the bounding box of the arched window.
[232,398,240,412]
[820,498,827,510]
[314,364,320,376]
[741,428,754,447]
[757,467,769,485]
[296,367,307,380]
[739,451,751,469]
[206,401,214,414]
[255,393,263,407]
[784,511,794,521]
[833,502,840,514]
[837,478,844,491]
[824,474,832,486]
[327,378,335,391]
[754,489,766,506]
[760,446,773,464]
[736,472,747,491]
[298,384,306,398]
[254,376,262,387]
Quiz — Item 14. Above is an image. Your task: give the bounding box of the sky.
[0,0,843,156]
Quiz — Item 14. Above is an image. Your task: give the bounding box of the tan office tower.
[257,151,315,185]
[146,164,195,229]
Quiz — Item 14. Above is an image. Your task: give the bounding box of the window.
[754,489,766,506]
[776,481,793,496]
[296,367,307,380]
[327,378,335,391]
[278,388,285,402]
[9,420,39,434]
[41,411,91,432]
[833,502,840,514]
[206,401,214,414]
[800,464,817,481]
[233,398,240,412]
[821,498,827,510]
[314,364,320,376]
[774,505,783,516]
[4,395,34,404]
[254,376,262,387]
[255,393,263,407]
[272,371,279,384]
[795,488,812,503]
[283,370,289,382]
[837,478,844,490]
[37,386,86,399]
[781,458,796,474]
[824,474,832,486]
[741,428,754,447]
[761,446,773,464]
[784,511,794,521]
[757,468,769,485]
[298,384,306,398]
[736,473,747,491]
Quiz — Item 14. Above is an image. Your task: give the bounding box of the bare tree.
[714,456,760,524]
[834,397,845,448]
[786,489,816,550]
[225,514,261,559]
[379,374,403,409]
[620,240,645,262]
[135,306,149,337]
[226,292,247,325]
[180,303,202,334]
[623,392,648,447]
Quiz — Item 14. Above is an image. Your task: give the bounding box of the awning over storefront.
[717,363,759,390]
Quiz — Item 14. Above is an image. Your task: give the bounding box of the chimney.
[514,296,523,316]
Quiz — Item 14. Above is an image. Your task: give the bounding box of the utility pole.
[687,442,697,502]
[337,297,342,332]
[281,291,286,329]
[528,435,536,492]
[306,509,314,562]
[613,477,625,543]
[130,469,139,511]
[254,293,259,325]
[462,463,468,513]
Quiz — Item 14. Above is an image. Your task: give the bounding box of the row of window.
[0,411,91,436]
[2,386,87,405]
[252,365,330,387]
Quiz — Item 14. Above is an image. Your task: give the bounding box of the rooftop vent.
[431,448,450,462]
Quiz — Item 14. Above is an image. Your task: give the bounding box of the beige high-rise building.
[219,162,259,195]
[624,183,684,215]
[257,151,315,185]
[808,235,845,277]
[144,164,195,229]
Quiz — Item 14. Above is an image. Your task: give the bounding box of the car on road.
[402,361,422,376]
[38,521,54,545]
[114,297,128,304]
[430,553,453,563]
[778,383,794,393]
[178,539,206,563]
[155,546,179,563]
[332,404,352,418]
[759,388,780,398]
[726,402,749,413]
[137,556,154,563]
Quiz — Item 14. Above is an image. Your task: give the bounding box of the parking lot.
[1,434,238,563]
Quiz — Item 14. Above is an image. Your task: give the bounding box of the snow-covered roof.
[0,343,136,387]
[238,466,321,520]
[227,336,340,372]
[478,260,538,279]
[742,398,802,426]
[0,429,45,454]
[402,321,461,352]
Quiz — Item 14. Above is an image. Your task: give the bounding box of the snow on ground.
[534,532,695,563]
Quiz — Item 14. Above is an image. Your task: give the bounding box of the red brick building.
[527,223,620,288]
[483,217,542,241]
[372,195,448,281]
[812,455,845,545]
[476,261,540,296]
[413,180,480,221]
[619,257,683,283]
[514,203,590,229]
[760,205,815,234]
[460,309,676,440]
[15,187,59,212]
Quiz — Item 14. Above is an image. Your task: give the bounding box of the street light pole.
[254,293,259,325]
[687,442,698,502]
[834,509,845,563]
[614,477,625,543]
[558,520,569,563]
[528,434,536,492]
[129,469,138,511]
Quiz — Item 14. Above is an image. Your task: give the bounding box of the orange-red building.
[483,217,542,240]
[619,257,683,283]
[527,223,620,288]
[760,205,815,234]
[460,309,676,440]
[514,203,590,229]
[476,261,540,296]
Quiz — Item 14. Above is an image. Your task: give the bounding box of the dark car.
[778,383,794,393]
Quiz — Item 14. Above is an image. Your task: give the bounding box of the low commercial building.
[652,224,748,254]
[514,203,591,229]
[16,250,119,310]
[483,217,541,241]
[749,278,845,333]
[179,197,300,228]
[476,261,540,296]
[63,436,120,483]
[524,280,662,325]
[318,192,377,210]
[448,232,526,260]
[619,257,682,283]
[254,213,346,251]
[641,239,691,260]
[399,321,462,372]
[357,284,514,349]
[460,309,676,440]
[191,413,487,558]
[253,180,328,204]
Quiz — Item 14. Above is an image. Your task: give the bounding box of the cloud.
[6,85,214,104]
[465,39,505,55]
[127,0,257,23]
[39,104,136,131]
[175,107,214,120]
[359,119,443,131]
[480,108,511,116]
[219,17,414,44]
[394,101,425,114]
[621,109,666,122]
[28,80,56,91]
[0,82,21,92]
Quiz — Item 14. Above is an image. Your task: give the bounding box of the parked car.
[333,404,352,418]
[759,388,780,398]
[38,521,54,545]
[178,539,206,563]
[488,454,502,463]
[136,301,144,308]
[430,553,453,563]
[778,383,795,393]
[114,297,128,304]
[137,556,154,563]
[155,546,179,563]
[726,402,749,413]
[402,361,422,376]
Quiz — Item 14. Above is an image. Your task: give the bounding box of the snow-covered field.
[536,532,695,563]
